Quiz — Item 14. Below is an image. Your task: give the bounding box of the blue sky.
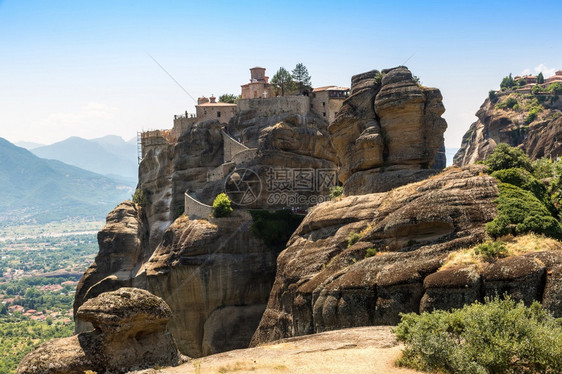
[1,0,561,148]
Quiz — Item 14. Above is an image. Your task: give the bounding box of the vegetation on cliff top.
[271,63,312,96]
[212,193,233,217]
[396,297,562,373]
[484,144,562,239]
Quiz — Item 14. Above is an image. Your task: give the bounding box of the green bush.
[484,143,533,173]
[330,185,343,198]
[547,82,562,95]
[495,96,518,110]
[474,241,507,260]
[250,209,304,249]
[395,297,562,374]
[532,157,554,179]
[132,188,151,207]
[212,193,233,217]
[365,247,377,258]
[488,90,498,102]
[491,168,554,213]
[525,107,540,124]
[347,231,361,247]
[486,183,562,239]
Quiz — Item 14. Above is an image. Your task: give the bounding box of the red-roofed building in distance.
[195,95,238,124]
[546,70,562,84]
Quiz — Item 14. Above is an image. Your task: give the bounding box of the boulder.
[141,214,277,358]
[17,288,185,374]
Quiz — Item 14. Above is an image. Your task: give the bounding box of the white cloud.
[522,64,556,78]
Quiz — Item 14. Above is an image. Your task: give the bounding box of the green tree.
[484,143,532,172]
[548,82,562,95]
[291,63,312,94]
[218,93,240,103]
[271,67,293,96]
[212,193,233,217]
[500,73,515,90]
[537,72,545,84]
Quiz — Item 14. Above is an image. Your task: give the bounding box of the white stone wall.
[222,131,248,162]
[184,192,213,220]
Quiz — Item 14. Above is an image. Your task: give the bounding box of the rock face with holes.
[17,288,185,374]
[251,165,499,345]
[454,94,562,166]
[328,67,447,195]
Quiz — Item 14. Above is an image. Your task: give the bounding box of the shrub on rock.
[395,297,562,373]
[212,193,233,217]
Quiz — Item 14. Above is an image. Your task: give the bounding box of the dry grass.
[218,361,256,373]
[441,233,562,271]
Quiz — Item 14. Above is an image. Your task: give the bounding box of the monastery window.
[217,111,221,118]
[323,102,326,108]
[323,112,326,117]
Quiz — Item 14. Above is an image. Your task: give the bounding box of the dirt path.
[154,326,421,374]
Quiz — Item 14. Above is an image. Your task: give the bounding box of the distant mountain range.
[0,138,133,225]
[28,135,138,184]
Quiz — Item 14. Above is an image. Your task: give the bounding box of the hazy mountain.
[15,141,44,150]
[0,138,133,224]
[31,135,138,183]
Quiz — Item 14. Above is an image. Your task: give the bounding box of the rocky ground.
[135,326,420,374]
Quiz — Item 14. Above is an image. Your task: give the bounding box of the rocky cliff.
[251,164,562,345]
[69,66,450,363]
[454,92,562,166]
[328,67,447,195]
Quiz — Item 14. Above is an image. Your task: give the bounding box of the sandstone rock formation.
[17,288,185,374]
[74,201,146,332]
[141,213,277,357]
[251,165,498,345]
[67,67,476,365]
[252,164,562,345]
[139,120,224,251]
[328,67,447,195]
[454,93,562,166]
[75,210,277,358]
